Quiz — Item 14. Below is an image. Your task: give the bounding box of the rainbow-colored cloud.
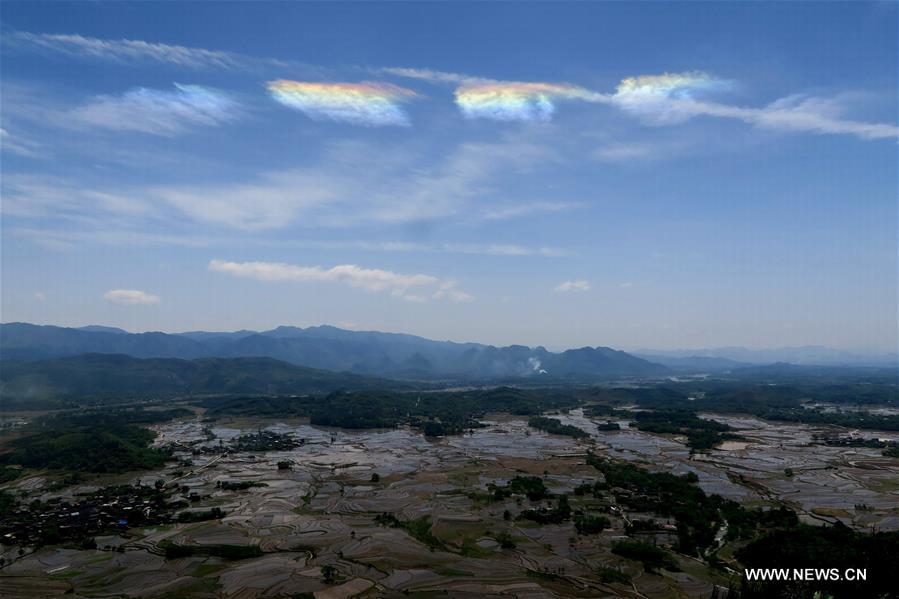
[611,72,729,123]
[614,72,726,101]
[455,82,601,122]
[267,80,419,126]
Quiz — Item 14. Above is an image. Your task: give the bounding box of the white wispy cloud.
[104,289,160,305]
[209,259,472,302]
[3,138,570,239]
[610,73,898,140]
[381,66,491,85]
[478,201,579,221]
[389,66,897,140]
[1,175,155,224]
[4,30,290,71]
[554,279,591,293]
[150,140,557,229]
[9,223,569,257]
[34,292,47,302]
[593,142,657,162]
[682,95,899,140]
[440,243,569,257]
[11,227,216,250]
[432,280,474,303]
[0,127,43,158]
[71,84,240,136]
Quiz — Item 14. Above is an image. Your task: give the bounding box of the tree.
[321,565,337,584]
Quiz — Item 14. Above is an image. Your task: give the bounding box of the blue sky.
[1,2,896,351]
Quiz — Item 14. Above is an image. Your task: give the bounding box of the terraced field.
[2,410,897,598]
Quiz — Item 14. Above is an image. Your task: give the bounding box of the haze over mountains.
[3,323,894,385]
[635,346,898,368]
[1,323,665,380]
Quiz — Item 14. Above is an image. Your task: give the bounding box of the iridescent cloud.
[612,72,731,123]
[614,72,726,100]
[267,80,419,126]
[455,82,603,122]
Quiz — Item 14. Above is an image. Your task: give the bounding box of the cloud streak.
[209,260,472,302]
[554,279,590,293]
[0,128,43,158]
[71,84,240,136]
[2,139,562,232]
[388,66,896,140]
[4,30,289,71]
[104,289,160,305]
[267,80,419,126]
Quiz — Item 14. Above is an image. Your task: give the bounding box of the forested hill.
[0,353,404,406]
[1,322,667,380]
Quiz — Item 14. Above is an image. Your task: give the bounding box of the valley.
[2,389,897,598]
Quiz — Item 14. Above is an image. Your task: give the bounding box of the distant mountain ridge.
[0,323,666,381]
[0,353,400,401]
[635,346,898,368]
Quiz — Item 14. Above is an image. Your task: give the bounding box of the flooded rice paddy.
[3,409,897,598]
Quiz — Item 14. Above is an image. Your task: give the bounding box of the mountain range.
[0,353,401,403]
[0,323,666,381]
[635,346,898,368]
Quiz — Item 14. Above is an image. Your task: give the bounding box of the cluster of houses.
[0,484,179,547]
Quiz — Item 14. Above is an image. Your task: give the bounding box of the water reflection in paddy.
[152,408,899,530]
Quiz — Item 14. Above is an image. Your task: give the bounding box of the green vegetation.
[401,515,447,551]
[587,383,899,432]
[176,507,225,522]
[0,490,17,517]
[586,450,894,596]
[527,416,590,439]
[518,494,571,525]
[594,421,622,431]
[458,538,492,557]
[596,565,631,584]
[374,513,447,551]
[320,564,338,584]
[0,408,190,474]
[526,569,560,582]
[611,539,680,572]
[0,354,401,407]
[813,433,899,458]
[158,540,264,560]
[736,522,899,598]
[204,387,582,436]
[574,514,610,534]
[630,410,741,451]
[217,481,267,491]
[487,476,550,502]
[492,531,517,549]
[586,453,795,554]
[2,424,168,473]
[374,512,402,527]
